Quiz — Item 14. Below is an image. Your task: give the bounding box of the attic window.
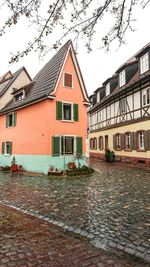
[119,70,126,87]
[14,91,24,101]
[106,83,110,96]
[64,73,73,88]
[140,52,149,74]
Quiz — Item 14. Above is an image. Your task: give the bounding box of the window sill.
[4,154,10,157]
[124,148,132,152]
[61,120,74,123]
[136,149,146,152]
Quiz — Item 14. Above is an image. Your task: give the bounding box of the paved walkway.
[0,203,148,267]
[0,162,149,265]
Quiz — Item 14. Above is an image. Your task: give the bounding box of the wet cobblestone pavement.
[0,161,150,265]
[0,204,148,267]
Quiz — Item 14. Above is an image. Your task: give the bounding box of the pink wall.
[0,51,87,155]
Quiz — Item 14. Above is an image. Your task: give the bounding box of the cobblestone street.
[0,162,150,266]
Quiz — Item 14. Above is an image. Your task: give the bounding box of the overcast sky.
[0,4,149,96]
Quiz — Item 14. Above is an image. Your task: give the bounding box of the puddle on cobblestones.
[0,168,150,261]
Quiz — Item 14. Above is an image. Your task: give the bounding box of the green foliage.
[105,149,115,162]
[67,165,94,176]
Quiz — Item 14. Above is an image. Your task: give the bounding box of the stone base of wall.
[90,152,150,168]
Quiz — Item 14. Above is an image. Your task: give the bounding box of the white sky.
[0,3,149,96]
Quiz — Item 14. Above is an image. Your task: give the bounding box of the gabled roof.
[1,40,89,113]
[0,67,32,97]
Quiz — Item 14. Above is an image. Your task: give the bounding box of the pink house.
[0,40,90,173]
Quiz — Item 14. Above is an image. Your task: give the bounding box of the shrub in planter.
[105,149,115,162]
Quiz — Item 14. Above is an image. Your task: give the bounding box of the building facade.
[0,40,89,173]
[89,43,150,167]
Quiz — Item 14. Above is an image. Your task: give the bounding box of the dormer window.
[119,70,126,87]
[15,91,24,101]
[106,82,110,96]
[97,92,100,102]
[140,52,149,74]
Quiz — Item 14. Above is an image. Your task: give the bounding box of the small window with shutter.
[2,142,12,155]
[64,73,73,88]
[6,112,17,128]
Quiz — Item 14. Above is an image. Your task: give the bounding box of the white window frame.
[7,112,15,128]
[138,131,145,150]
[125,132,131,149]
[120,99,127,114]
[97,91,100,103]
[14,90,25,101]
[119,70,126,87]
[4,141,11,156]
[60,135,76,156]
[63,72,73,88]
[106,82,110,96]
[116,133,121,149]
[62,101,73,121]
[140,52,149,74]
[142,87,150,106]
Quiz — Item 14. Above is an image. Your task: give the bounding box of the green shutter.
[56,101,62,120]
[6,114,9,128]
[76,137,82,155]
[52,136,60,156]
[2,142,5,154]
[73,103,78,121]
[9,142,12,155]
[13,112,17,126]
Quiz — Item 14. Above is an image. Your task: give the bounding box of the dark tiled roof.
[1,40,73,113]
[0,67,30,97]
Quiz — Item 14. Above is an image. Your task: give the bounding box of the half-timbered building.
[89,43,150,167]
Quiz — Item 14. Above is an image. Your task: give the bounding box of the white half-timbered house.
[89,43,150,167]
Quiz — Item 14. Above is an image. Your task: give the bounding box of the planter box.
[48,170,63,176]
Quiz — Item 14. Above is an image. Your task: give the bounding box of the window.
[116,134,121,149]
[142,88,150,106]
[125,132,131,149]
[56,101,78,121]
[140,52,149,74]
[64,73,73,88]
[137,131,145,150]
[106,82,110,96]
[2,142,12,155]
[120,99,126,114]
[6,112,17,128]
[15,91,24,101]
[99,136,103,150]
[61,136,74,155]
[97,92,100,102]
[63,103,72,120]
[93,137,97,150]
[52,136,82,156]
[119,70,126,87]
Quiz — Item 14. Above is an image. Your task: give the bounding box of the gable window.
[137,131,145,150]
[64,73,73,88]
[120,99,126,114]
[2,142,12,155]
[119,70,126,87]
[142,88,150,106]
[99,136,103,150]
[106,82,110,96]
[6,112,17,128]
[140,52,149,74]
[125,132,131,150]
